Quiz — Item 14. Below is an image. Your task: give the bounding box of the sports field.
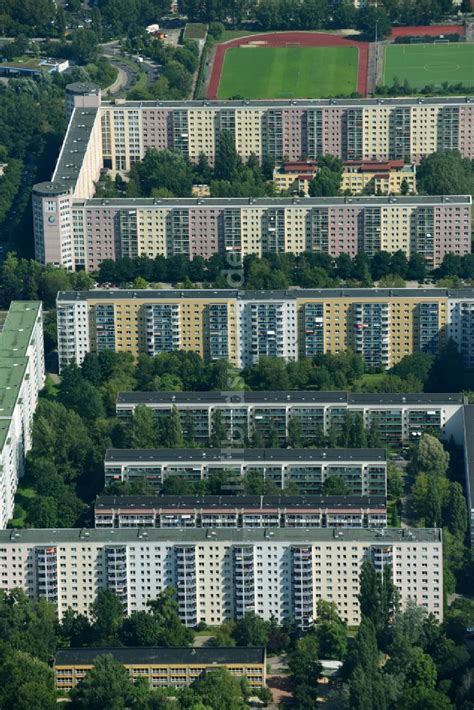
[216,46,358,99]
[383,43,474,89]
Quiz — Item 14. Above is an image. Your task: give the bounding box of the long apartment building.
[55,646,266,692]
[33,192,471,272]
[104,449,387,496]
[0,302,44,528]
[57,288,474,371]
[94,494,387,529]
[0,526,443,627]
[116,391,465,447]
[32,85,474,270]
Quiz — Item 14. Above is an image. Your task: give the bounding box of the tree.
[131,404,158,448]
[70,29,100,65]
[27,495,58,527]
[232,613,269,647]
[443,481,467,541]
[359,560,399,633]
[0,651,57,710]
[145,588,194,647]
[70,654,136,710]
[357,6,392,40]
[322,476,350,495]
[90,589,124,644]
[409,434,449,478]
[288,632,322,708]
[210,409,227,447]
[190,667,246,709]
[215,130,240,182]
[417,151,473,196]
[129,148,194,198]
[287,416,302,447]
[428,340,466,393]
[156,405,184,448]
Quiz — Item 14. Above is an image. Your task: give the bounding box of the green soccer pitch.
[383,43,474,89]
[216,46,358,99]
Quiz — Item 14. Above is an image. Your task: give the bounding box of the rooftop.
[79,194,471,208]
[115,390,465,407]
[55,646,265,667]
[105,447,387,464]
[0,357,28,416]
[101,96,474,110]
[58,287,474,303]
[2,527,441,544]
[95,494,387,511]
[0,301,41,358]
[50,106,99,192]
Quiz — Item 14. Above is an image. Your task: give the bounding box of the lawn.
[217,46,358,99]
[383,43,474,89]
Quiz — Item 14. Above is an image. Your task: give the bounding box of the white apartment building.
[0,302,45,528]
[0,527,443,627]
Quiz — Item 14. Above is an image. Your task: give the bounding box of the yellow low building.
[55,646,266,691]
[274,160,417,196]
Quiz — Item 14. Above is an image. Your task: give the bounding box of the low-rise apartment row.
[57,288,474,370]
[0,302,44,528]
[272,159,417,196]
[0,527,443,627]
[115,391,464,447]
[104,447,387,496]
[55,646,266,692]
[33,192,471,271]
[94,494,388,529]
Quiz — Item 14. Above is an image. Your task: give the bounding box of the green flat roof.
[0,358,28,417]
[0,302,41,358]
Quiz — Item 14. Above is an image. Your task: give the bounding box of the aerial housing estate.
[32,84,473,270]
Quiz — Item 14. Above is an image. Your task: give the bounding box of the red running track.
[390,24,465,37]
[207,31,369,99]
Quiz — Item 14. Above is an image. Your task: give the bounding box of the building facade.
[0,302,44,528]
[0,527,443,627]
[56,288,474,371]
[103,450,388,496]
[33,194,471,271]
[55,646,266,692]
[115,392,465,447]
[94,494,388,529]
[32,88,474,270]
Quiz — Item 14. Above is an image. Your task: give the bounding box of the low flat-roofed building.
[115,391,466,447]
[104,448,387,496]
[55,646,266,691]
[94,494,387,529]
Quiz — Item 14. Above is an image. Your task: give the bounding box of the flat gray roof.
[79,195,471,208]
[101,96,474,109]
[104,447,387,464]
[2,527,441,544]
[50,106,99,191]
[58,287,474,303]
[95,494,387,510]
[115,390,464,406]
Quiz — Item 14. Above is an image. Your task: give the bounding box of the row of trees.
[179,0,469,38]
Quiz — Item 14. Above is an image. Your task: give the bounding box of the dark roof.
[55,646,265,666]
[95,494,387,511]
[116,391,465,406]
[58,287,474,303]
[105,447,387,464]
[102,97,474,109]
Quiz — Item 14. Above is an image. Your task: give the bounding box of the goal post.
[434,39,450,44]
